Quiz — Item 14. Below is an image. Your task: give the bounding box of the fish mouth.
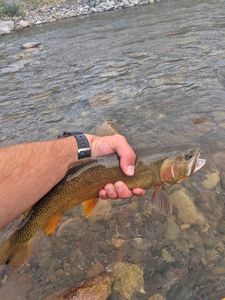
[193,157,206,173]
[188,150,206,175]
[187,148,206,176]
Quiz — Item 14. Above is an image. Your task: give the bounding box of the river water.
[1,0,225,299]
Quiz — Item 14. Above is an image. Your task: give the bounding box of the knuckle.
[115,134,127,143]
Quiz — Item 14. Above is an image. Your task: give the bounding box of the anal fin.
[42,213,62,236]
[82,199,98,217]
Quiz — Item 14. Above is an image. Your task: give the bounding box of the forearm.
[0,137,78,228]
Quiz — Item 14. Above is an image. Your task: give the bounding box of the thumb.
[113,136,136,176]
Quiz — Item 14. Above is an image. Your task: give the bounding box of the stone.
[87,261,105,278]
[0,20,14,30]
[0,21,14,35]
[180,224,190,230]
[170,188,206,225]
[161,249,175,263]
[148,293,165,300]
[88,199,112,221]
[19,20,29,28]
[112,262,145,299]
[0,273,34,300]
[111,238,125,248]
[20,42,41,50]
[202,170,220,189]
[0,26,11,35]
[165,220,180,241]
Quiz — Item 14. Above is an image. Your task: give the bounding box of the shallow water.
[1,0,225,299]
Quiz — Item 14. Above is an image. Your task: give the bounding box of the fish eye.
[185,153,193,160]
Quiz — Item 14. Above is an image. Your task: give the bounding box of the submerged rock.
[20,42,41,50]
[112,262,145,299]
[170,188,206,225]
[161,249,175,263]
[202,170,220,189]
[148,293,165,300]
[43,273,113,300]
[164,220,180,241]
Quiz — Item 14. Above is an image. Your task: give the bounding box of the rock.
[148,293,165,300]
[88,199,112,221]
[112,262,145,299]
[0,26,11,35]
[165,220,180,241]
[0,21,14,35]
[20,42,41,49]
[19,20,29,28]
[202,170,220,189]
[44,273,113,300]
[180,224,190,230]
[87,261,105,278]
[111,238,125,248]
[0,21,14,30]
[161,249,175,263]
[0,272,34,300]
[170,188,206,225]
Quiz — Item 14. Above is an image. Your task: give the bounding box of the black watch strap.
[58,131,91,159]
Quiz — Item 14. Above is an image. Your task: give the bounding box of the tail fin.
[0,239,31,268]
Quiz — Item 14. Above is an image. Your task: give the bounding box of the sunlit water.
[1,0,225,299]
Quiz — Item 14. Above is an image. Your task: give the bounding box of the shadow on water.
[1,0,225,299]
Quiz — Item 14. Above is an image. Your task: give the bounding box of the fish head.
[160,146,206,184]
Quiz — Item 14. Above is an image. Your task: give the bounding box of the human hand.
[85,134,146,200]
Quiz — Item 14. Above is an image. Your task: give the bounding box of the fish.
[0,145,206,268]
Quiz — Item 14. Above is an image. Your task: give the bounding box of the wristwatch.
[58,131,91,159]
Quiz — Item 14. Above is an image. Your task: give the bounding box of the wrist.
[59,136,78,169]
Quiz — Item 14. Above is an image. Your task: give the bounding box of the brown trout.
[0,145,205,268]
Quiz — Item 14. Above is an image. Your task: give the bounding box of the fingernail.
[127,165,134,176]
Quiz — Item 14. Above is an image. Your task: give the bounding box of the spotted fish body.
[0,146,205,267]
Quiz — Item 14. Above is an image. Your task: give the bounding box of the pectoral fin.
[151,186,173,217]
[42,213,63,236]
[82,199,98,217]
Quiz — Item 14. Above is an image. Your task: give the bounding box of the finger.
[104,183,118,199]
[113,135,136,176]
[114,181,133,199]
[99,190,107,200]
[132,188,146,196]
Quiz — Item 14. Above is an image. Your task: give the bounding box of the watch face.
[79,151,86,159]
[78,150,91,159]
